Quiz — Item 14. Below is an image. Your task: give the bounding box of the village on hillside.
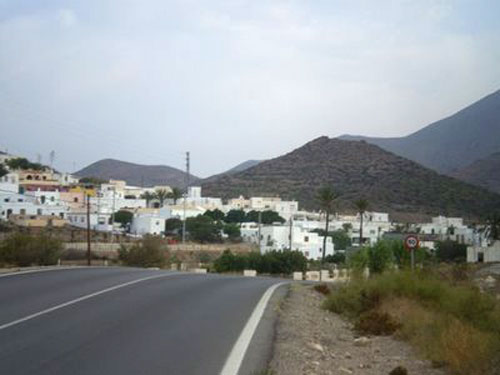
[1,151,498,264]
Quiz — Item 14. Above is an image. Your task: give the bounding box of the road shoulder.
[268,283,445,375]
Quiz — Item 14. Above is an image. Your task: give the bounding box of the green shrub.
[118,235,166,268]
[0,232,63,266]
[435,240,467,262]
[213,250,307,275]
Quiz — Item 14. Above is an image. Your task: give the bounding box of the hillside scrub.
[118,235,166,268]
[324,271,500,374]
[0,232,63,267]
[213,250,307,275]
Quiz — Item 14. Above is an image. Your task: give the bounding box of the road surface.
[0,267,284,375]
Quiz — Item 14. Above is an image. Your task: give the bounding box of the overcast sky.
[1,0,499,177]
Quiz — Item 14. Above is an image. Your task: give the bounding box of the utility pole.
[289,216,293,251]
[258,211,262,254]
[182,151,190,244]
[111,186,116,243]
[86,194,91,266]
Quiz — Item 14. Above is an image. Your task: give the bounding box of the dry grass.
[324,271,500,374]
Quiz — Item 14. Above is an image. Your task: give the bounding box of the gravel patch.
[269,283,446,375]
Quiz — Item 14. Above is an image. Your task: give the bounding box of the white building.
[0,191,69,220]
[467,241,500,263]
[130,207,173,236]
[417,216,474,245]
[243,222,334,260]
[67,211,113,232]
[184,186,223,209]
[224,195,299,221]
[0,172,19,193]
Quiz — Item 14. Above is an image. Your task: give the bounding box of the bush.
[213,250,307,275]
[435,240,467,262]
[355,310,400,335]
[324,253,345,264]
[0,232,63,266]
[118,235,166,268]
[324,270,500,374]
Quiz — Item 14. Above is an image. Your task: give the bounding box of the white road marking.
[220,282,286,375]
[0,272,176,331]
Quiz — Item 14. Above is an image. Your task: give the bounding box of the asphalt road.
[0,267,284,375]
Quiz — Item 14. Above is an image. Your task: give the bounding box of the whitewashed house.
[130,207,173,236]
[246,223,334,260]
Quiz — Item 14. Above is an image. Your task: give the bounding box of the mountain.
[340,89,500,174]
[201,137,500,219]
[75,159,199,188]
[224,160,262,175]
[450,152,500,194]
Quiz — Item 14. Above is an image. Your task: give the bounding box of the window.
[20,209,26,215]
[74,197,78,203]
[304,236,309,242]
[37,209,42,215]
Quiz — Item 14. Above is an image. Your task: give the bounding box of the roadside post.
[404,234,419,270]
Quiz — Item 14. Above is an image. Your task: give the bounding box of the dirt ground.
[268,283,446,375]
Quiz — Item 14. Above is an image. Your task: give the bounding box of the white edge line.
[220,282,286,375]
[0,272,175,331]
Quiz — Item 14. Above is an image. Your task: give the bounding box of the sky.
[1,0,500,177]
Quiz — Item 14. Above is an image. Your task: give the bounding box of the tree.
[223,223,241,241]
[140,191,155,208]
[165,218,183,235]
[168,187,183,205]
[225,209,247,224]
[204,209,225,221]
[6,157,45,171]
[113,210,133,228]
[260,210,286,224]
[155,189,169,207]
[354,198,369,246]
[331,229,351,250]
[245,210,285,224]
[317,186,338,261]
[0,163,7,178]
[186,215,221,243]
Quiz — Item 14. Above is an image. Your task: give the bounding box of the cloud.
[57,9,77,28]
[0,1,499,176]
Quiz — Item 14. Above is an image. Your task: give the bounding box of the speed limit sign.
[404,235,419,251]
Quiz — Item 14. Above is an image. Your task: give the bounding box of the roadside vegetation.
[213,249,307,275]
[118,235,166,268]
[0,232,63,267]
[321,238,500,375]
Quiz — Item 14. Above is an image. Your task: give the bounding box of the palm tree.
[354,198,369,246]
[317,186,338,261]
[140,191,155,208]
[155,189,169,207]
[168,187,183,205]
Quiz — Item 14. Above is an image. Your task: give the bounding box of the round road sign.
[404,235,419,251]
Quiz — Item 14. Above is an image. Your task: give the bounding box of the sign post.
[404,235,419,270]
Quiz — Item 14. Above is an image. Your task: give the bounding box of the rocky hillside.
[76,159,199,188]
[450,152,500,194]
[202,137,500,218]
[341,89,500,174]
